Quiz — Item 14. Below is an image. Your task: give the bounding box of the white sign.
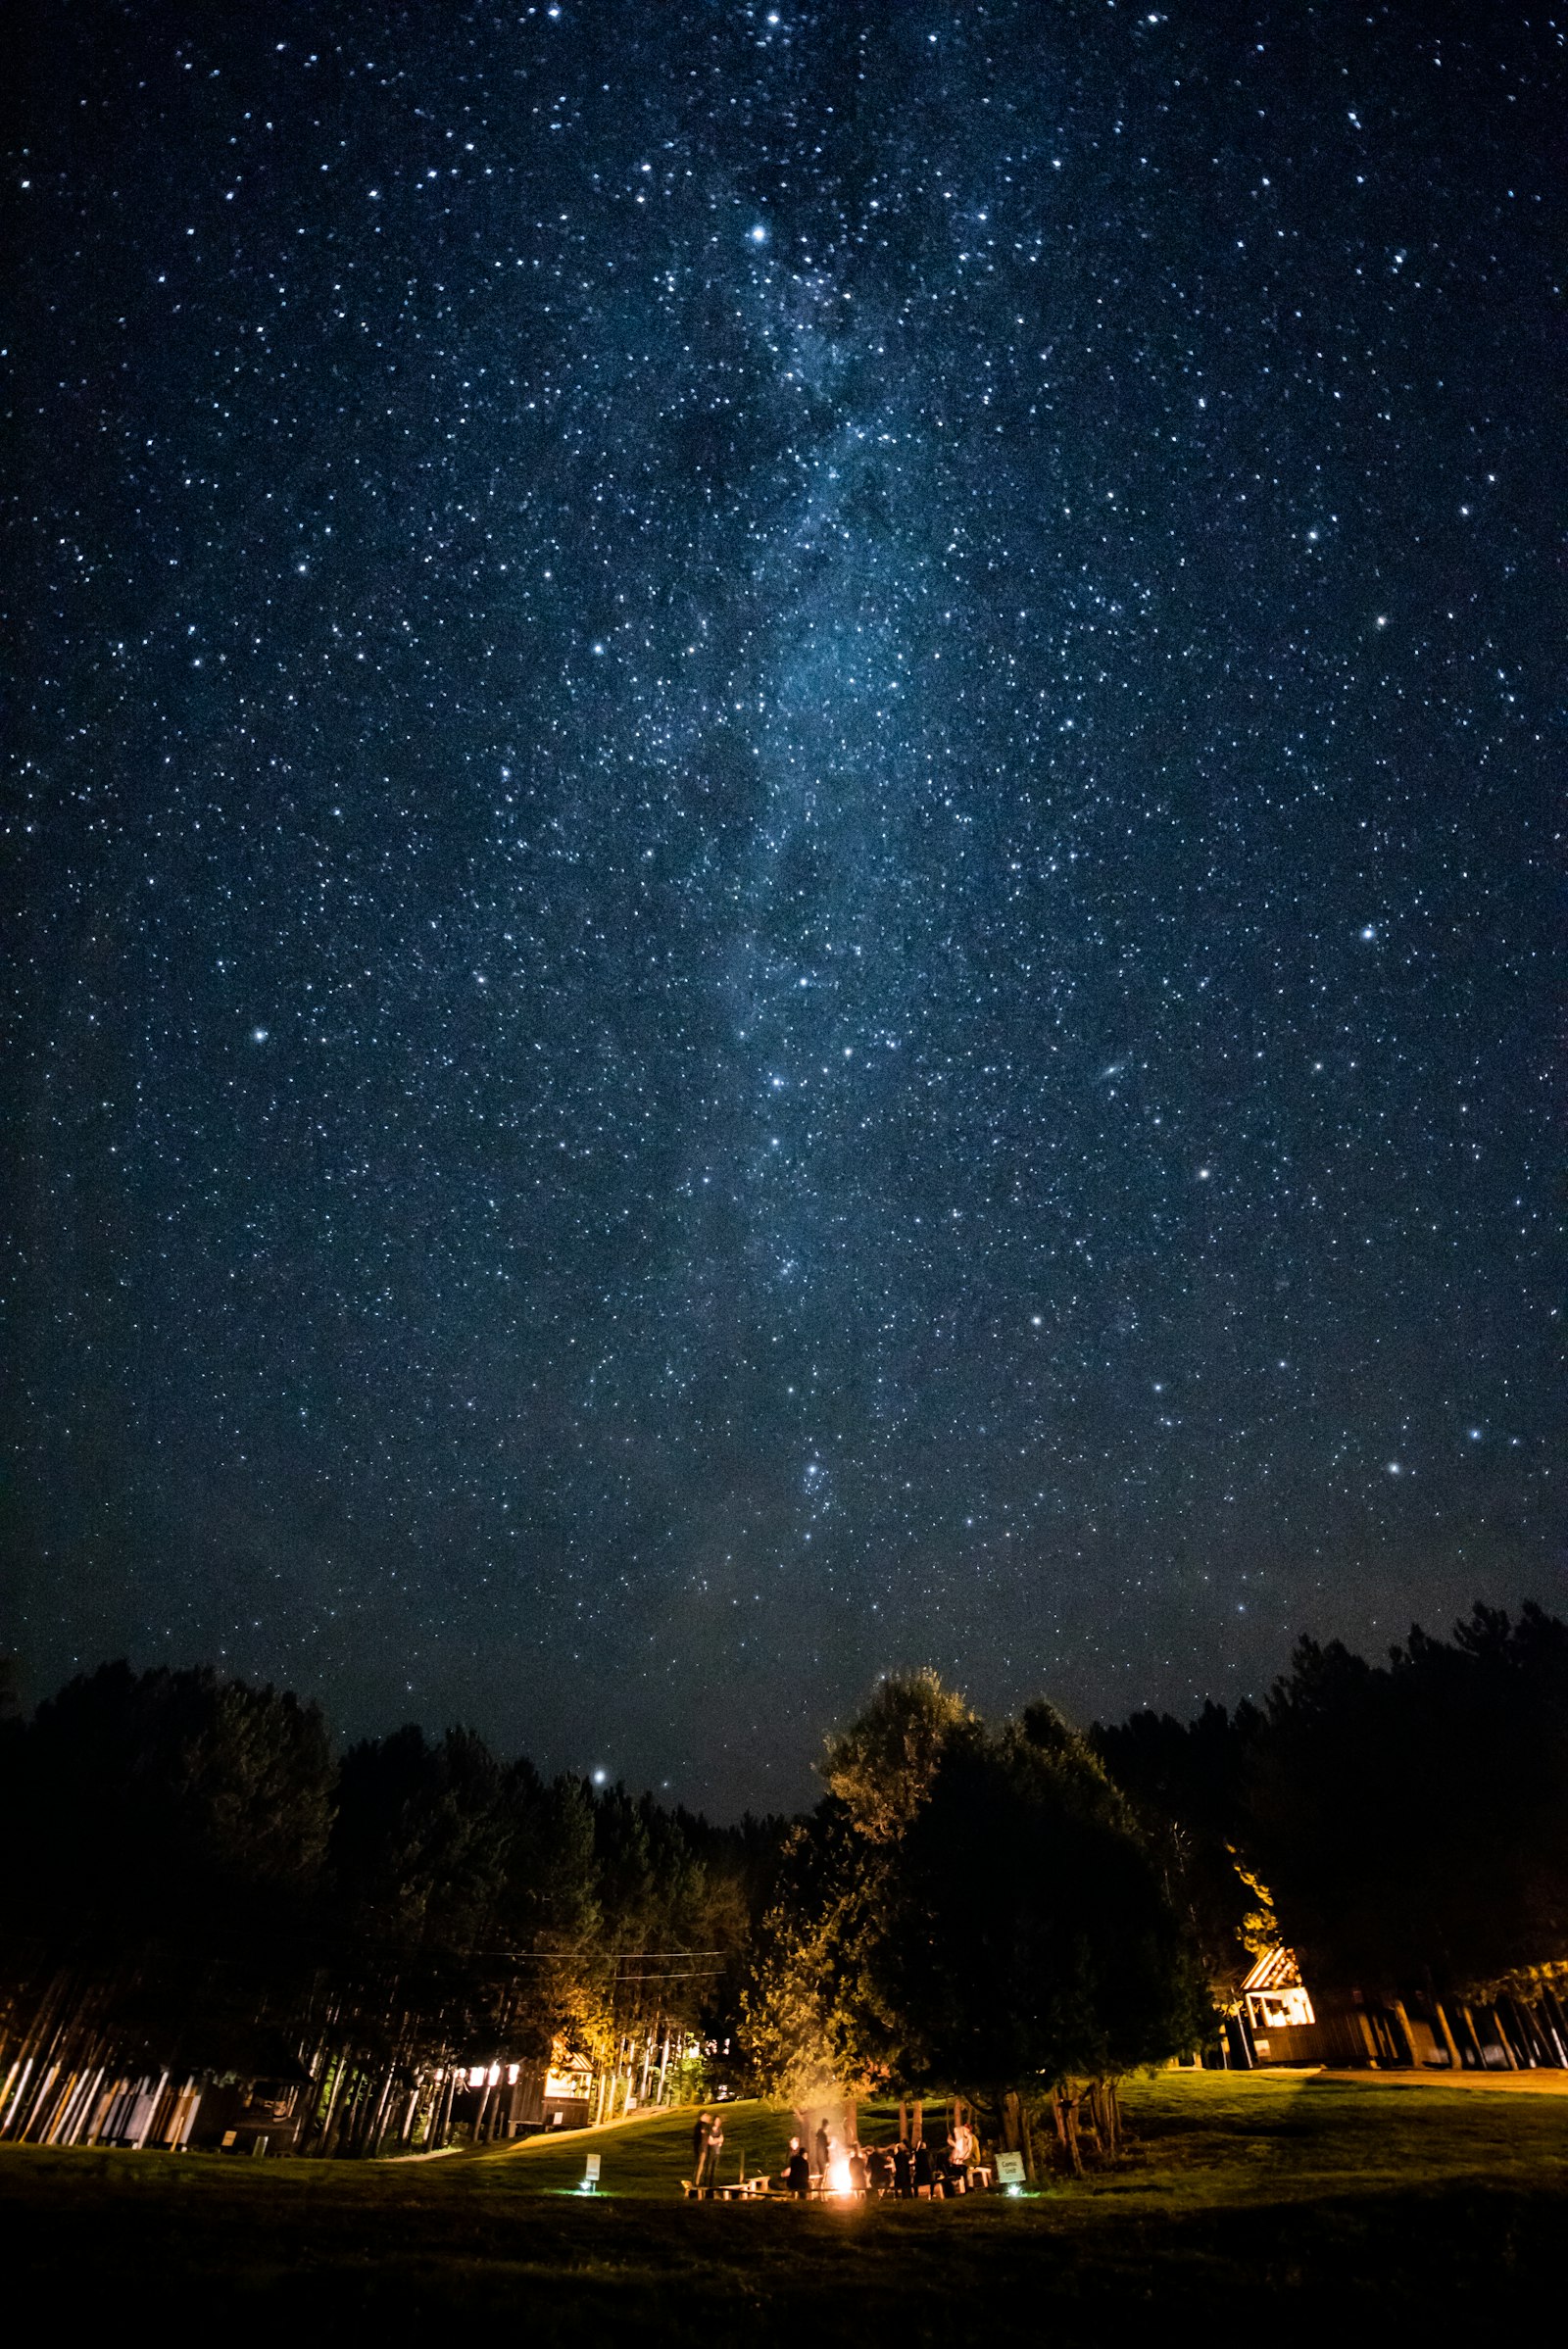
[584,2153,602,2183]
[995,2151,1025,2186]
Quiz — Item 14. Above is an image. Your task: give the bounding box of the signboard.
[583,2153,602,2186]
[994,2151,1026,2187]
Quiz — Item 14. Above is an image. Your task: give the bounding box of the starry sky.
[8,2,1561,1810]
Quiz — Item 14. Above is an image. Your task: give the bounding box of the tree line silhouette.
[1,1599,1563,2159]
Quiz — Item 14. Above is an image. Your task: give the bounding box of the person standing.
[892,2140,913,2199]
[699,2110,724,2196]
[691,2111,710,2185]
[786,2136,810,2199]
[949,2114,974,2194]
[913,2136,933,2198]
[812,2117,831,2178]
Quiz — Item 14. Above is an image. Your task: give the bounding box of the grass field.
[3,2071,1565,2336]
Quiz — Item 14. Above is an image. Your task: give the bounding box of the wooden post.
[898,2098,908,2144]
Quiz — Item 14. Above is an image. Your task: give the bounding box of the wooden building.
[1238,1945,1568,2072]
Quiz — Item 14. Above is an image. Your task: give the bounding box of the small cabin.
[1240,1944,1318,2062]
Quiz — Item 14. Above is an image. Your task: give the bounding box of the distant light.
[749,223,768,245]
[251,1026,269,1044]
[591,1767,608,1786]
[1359,924,1377,942]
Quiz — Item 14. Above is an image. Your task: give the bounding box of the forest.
[1,1600,1564,2161]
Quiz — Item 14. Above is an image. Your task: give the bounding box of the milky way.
[9,3,1560,1808]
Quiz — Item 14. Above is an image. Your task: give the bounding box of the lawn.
[2,2072,1564,2335]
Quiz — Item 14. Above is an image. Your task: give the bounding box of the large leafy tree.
[22,1660,334,1933]
[8,1661,336,2072]
[835,1702,1206,2095]
[744,1676,1207,2132]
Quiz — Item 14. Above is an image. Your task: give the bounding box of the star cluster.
[9,3,1559,1808]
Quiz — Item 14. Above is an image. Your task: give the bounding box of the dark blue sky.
[8,2,1560,1810]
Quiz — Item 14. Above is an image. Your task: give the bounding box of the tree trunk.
[1541,1987,1568,2066]
[1088,2078,1121,2158]
[1432,2000,1464,2070]
[1054,2086,1083,2178]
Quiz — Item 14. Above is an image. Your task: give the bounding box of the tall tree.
[1245,1602,1568,1995]
[744,1676,1208,2135]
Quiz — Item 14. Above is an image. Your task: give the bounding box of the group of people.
[784,2113,977,2198]
[688,2108,978,2200]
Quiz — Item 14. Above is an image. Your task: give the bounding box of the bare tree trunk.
[433,2064,458,2151]
[313,2048,348,2152]
[1432,2000,1464,2069]
[0,1970,75,2136]
[1054,2085,1083,2178]
[368,2058,402,2152]
[471,2066,496,2146]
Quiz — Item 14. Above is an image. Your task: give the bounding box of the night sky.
[8,3,1561,1811]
